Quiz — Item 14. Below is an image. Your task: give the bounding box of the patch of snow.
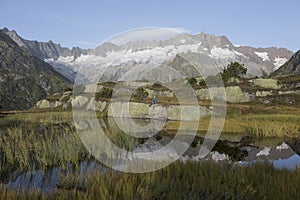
[273,57,288,70]
[233,50,249,59]
[256,147,271,156]
[203,48,208,51]
[233,44,241,47]
[209,46,237,60]
[255,51,270,61]
[180,39,186,44]
[57,56,75,63]
[276,142,290,151]
[211,151,229,161]
[54,43,201,69]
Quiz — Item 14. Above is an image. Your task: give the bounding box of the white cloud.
[108,27,189,45]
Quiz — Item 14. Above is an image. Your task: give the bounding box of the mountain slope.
[272,50,300,76]
[0,30,71,110]
[2,28,91,81]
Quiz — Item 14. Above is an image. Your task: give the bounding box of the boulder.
[36,99,51,109]
[107,102,149,118]
[54,101,62,108]
[84,84,104,93]
[71,96,89,108]
[253,78,280,89]
[225,86,250,103]
[195,86,250,103]
[106,101,212,121]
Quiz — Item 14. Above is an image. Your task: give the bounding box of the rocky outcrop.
[84,84,104,93]
[145,89,174,98]
[36,91,72,109]
[167,105,210,121]
[107,102,210,121]
[70,96,89,108]
[273,50,300,76]
[252,78,280,89]
[195,86,250,103]
[107,102,151,119]
[36,99,52,109]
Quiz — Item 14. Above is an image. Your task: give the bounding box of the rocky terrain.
[35,75,300,120]
[0,30,71,110]
[272,50,300,76]
[1,28,91,81]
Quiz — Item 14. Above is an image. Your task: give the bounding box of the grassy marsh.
[0,100,299,199]
[1,161,300,199]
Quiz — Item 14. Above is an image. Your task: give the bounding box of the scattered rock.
[256,90,273,97]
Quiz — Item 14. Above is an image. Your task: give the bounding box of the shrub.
[133,87,148,100]
[95,87,113,100]
[221,62,247,82]
[187,77,197,88]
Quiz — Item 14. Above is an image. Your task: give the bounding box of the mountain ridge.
[2,27,294,83]
[0,29,71,110]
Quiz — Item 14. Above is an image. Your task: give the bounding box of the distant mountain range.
[2,28,294,83]
[0,29,70,110]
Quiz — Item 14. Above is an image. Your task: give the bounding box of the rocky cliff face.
[0,30,71,110]
[273,50,300,76]
[1,28,91,81]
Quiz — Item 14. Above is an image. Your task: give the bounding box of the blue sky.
[1,0,299,51]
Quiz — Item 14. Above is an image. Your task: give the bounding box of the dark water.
[4,160,106,192]
[2,117,300,191]
[4,136,300,192]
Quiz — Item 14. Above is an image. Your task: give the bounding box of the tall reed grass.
[1,161,300,199]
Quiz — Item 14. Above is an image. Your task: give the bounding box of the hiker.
[152,95,157,104]
[149,95,157,106]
